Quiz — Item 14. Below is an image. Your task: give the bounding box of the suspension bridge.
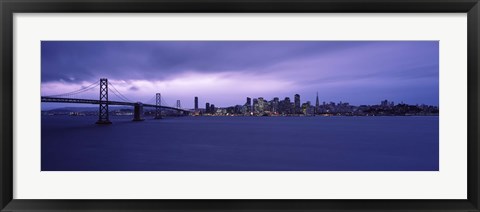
[41,78,190,124]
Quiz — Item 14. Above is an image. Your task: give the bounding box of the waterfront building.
[315,92,320,114]
[302,101,312,115]
[206,102,210,114]
[258,97,265,113]
[210,104,215,115]
[245,97,252,114]
[381,99,395,108]
[252,98,259,115]
[294,94,301,114]
[194,97,199,111]
[234,105,243,114]
[279,97,292,114]
[272,97,279,114]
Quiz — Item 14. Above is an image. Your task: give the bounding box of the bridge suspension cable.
[108,82,133,102]
[144,95,157,105]
[43,80,99,98]
[160,96,173,108]
[108,89,131,102]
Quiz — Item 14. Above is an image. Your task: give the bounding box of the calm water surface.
[41,116,439,171]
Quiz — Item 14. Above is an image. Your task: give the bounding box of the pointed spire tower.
[315,92,320,115]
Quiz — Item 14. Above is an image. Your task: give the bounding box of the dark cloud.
[41,41,439,106]
[129,86,139,91]
[41,41,372,82]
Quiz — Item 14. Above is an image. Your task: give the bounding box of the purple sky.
[41,41,438,109]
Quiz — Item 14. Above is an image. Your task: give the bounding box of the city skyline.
[195,94,434,110]
[42,92,438,117]
[43,91,438,112]
[41,41,439,109]
[188,93,438,116]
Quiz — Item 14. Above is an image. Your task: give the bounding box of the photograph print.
[41,41,439,171]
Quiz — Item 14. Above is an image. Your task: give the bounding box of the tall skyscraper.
[210,104,215,114]
[245,97,252,114]
[252,98,259,114]
[315,92,320,114]
[206,102,210,114]
[258,97,265,113]
[294,94,301,114]
[272,97,279,113]
[194,96,199,111]
[284,97,292,114]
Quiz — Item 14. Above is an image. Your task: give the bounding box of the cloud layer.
[41,41,439,108]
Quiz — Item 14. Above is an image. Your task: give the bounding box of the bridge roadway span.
[41,96,189,112]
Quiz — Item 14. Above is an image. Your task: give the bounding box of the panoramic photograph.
[41,41,439,171]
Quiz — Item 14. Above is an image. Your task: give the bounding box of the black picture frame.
[1,0,479,211]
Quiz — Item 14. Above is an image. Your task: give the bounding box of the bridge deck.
[41,96,189,112]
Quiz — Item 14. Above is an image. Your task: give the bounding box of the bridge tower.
[176,100,183,116]
[155,93,162,119]
[96,78,112,124]
[176,100,181,109]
